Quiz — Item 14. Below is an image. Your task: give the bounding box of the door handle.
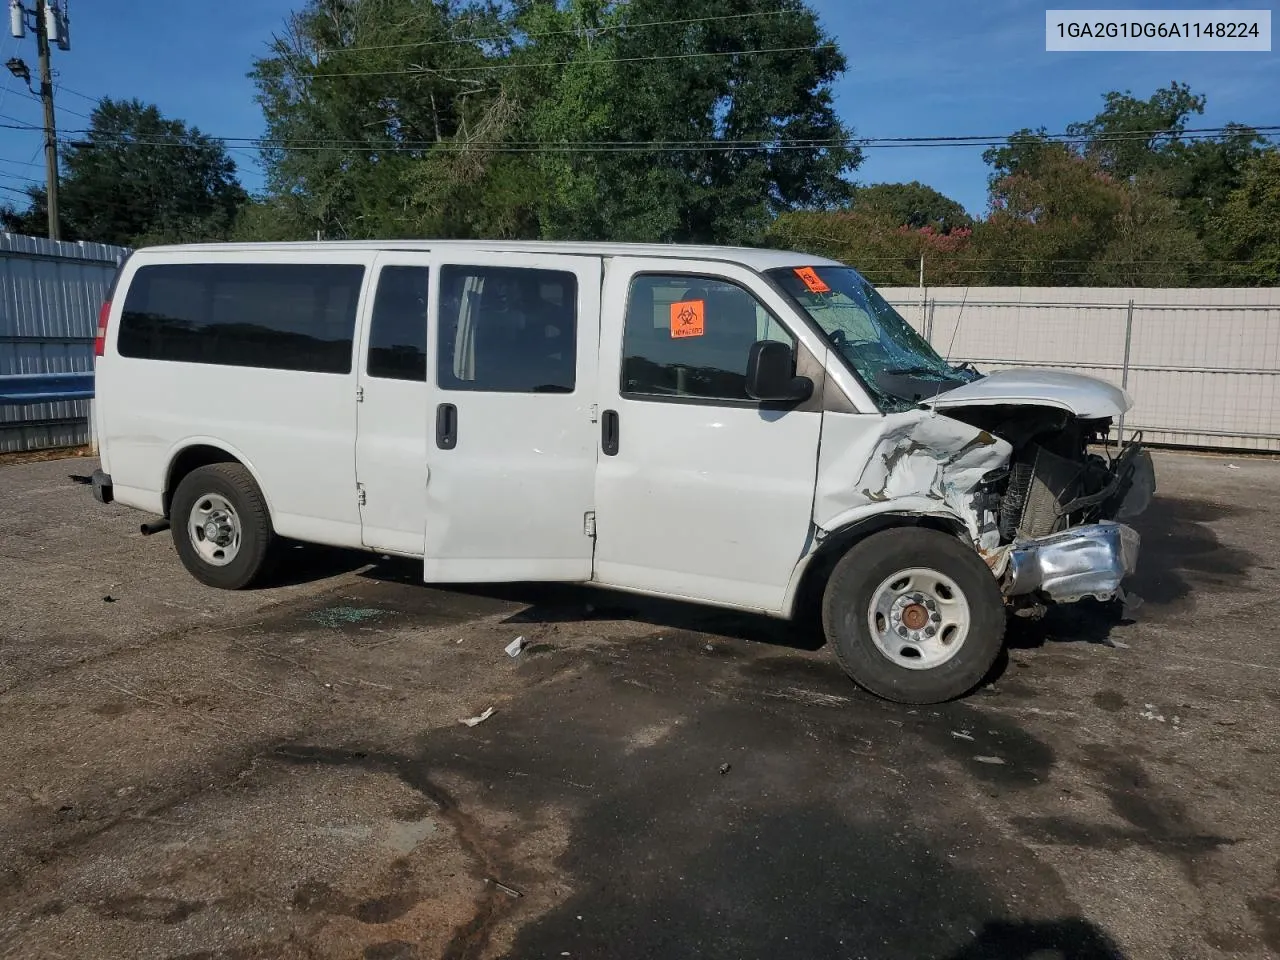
[436,403,457,450]
[601,409,619,456]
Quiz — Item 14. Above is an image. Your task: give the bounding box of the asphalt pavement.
[0,450,1277,960]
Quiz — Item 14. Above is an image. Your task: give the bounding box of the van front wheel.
[821,527,1005,704]
[170,463,275,589]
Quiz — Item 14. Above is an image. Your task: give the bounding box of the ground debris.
[460,707,495,727]
[506,636,525,658]
[486,878,522,898]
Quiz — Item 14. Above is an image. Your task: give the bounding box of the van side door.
[354,253,431,556]
[422,250,602,581]
[592,258,825,613]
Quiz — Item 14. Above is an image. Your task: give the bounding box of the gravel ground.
[0,450,1277,960]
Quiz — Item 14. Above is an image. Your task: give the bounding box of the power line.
[5,85,91,119]
[0,115,44,130]
[51,81,97,104]
[305,43,838,79]
[60,123,1279,156]
[311,9,795,56]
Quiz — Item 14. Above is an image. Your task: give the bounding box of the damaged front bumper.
[1004,522,1140,603]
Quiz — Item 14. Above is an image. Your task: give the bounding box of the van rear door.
[422,250,602,581]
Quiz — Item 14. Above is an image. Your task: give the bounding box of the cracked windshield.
[768,265,980,406]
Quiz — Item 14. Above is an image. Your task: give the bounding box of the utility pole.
[918,254,926,330]
[7,0,70,241]
[35,0,58,240]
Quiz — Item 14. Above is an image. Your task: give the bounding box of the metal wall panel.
[0,233,129,453]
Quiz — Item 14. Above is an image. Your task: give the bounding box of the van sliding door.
[354,254,432,556]
[421,251,602,582]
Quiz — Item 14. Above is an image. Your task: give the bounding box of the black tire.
[821,527,1005,704]
[170,463,276,589]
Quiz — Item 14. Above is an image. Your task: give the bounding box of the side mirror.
[746,340,813,403]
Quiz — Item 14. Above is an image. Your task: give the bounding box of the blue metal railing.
[0,372,95,405]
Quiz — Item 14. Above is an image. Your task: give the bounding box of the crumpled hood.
[924,369,1132,419]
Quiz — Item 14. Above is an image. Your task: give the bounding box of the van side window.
[117,263,364,374]
[621,275,794,402]
[367,266,428,381]
[437,265,577,394]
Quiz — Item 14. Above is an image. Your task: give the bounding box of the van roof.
[133,239,847,273]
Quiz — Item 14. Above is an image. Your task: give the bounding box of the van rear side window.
[117,263,366,374]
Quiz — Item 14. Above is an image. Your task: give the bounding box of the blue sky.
[0,0,1275,217]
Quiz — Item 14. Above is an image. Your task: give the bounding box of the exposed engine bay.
[944,405,1156,544]
[811,366,1156,611]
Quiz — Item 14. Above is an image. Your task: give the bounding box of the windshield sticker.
[794,266,831,293]
[669,299,705,338]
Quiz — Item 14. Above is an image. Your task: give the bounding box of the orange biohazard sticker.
[794,266,831,293]
[669,299,705,338]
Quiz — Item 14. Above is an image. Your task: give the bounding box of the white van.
[90,241,1155,704]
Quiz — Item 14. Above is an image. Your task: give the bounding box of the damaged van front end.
[769,265,1155,627]
[926,371,1154,610]
[812,390,1153,617]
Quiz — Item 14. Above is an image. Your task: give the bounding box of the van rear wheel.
[821,527,1005,704]
[171,463,275,589]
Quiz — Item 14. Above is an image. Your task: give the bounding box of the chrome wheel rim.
[867,567,971,670]
[187,493,242,567]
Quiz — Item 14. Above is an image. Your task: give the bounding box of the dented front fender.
[813,409,1012,546]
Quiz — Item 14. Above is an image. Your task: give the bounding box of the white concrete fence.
[881,286,1280,453]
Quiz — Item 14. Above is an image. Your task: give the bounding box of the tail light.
[94,301,110,357]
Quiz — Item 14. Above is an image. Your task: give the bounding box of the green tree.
[849,181,971,233]
[974,83,1266,285]
[517,0,858,244]
[978,148,1203,286]
[1065,83,1265,241]
[0,98,246,246]
[251,0,520,240]
[232,196,313,242]
[981,127,1056,185]
[1209,149,1280,285]
[1066,81,1206,179]
[251,0,858,245]
[768,209,976,286]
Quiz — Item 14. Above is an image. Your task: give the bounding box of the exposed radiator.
[1000,445,1085,540]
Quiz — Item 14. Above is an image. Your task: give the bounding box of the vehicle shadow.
[266,490,1245,666]
[1004,599,1130,652]
[257,541,375,588]
[1004,491,1254,651]
[357,558,827,652]
[939,917,1126,959]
